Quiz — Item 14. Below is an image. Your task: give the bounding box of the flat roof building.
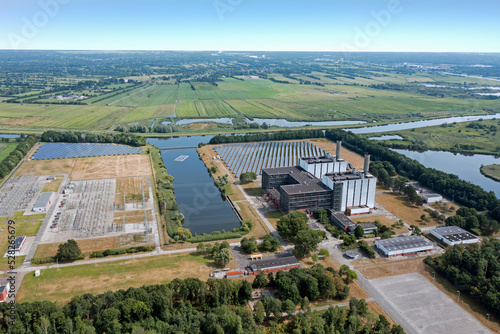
[330,212,356,232]
[430,226,480,246]
[247,256,301,274]
[33,192,55,212]
[349,222,378,236]
[375,236,433,258]
[262,166,333,214]
[422,193,442,203]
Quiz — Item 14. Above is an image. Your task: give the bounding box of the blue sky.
[0,0,499,51]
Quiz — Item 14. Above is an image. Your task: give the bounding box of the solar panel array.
[31,143,142,160]
[214,141,326,177]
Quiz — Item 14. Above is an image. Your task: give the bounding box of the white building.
[375,236,433,258]
[32,192,55,212]
[430,226,480,246]
[321,153,376,213]
[299,140,348,179]
[422,193,442,203]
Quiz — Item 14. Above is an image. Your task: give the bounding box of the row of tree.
[209,129,325,144]
[0,135,37,179]
[41,130,146,147]
[325,129,500,222]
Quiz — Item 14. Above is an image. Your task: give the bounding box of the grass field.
[376,119,500,154]
[0,142,17,161]
[41,179,63,192]
[480,164,500,182]
[12,211,46,221]
[376,192,443,227]
[18,253,213,304]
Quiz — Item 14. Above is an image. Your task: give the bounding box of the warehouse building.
[430,226,480,246]
[375,236,433,258]
[246,256,301,275]
[13,236,26,255]
[32,192,55,212]
[422,193,442,203]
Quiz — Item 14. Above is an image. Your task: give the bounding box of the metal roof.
[377,236,432,251]
[432,226,479,242]
[33,192,54,208]
[331,212,356,227]
[248,256,300,271]
[14,236,26,251]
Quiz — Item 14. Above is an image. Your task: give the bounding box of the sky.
[0,0,499,52]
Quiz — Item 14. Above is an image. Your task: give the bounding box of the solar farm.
[213,141,327,177]
[31,143,142,160]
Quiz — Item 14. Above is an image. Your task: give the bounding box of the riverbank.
[480,164,500,182]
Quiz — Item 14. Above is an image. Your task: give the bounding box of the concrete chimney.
[364,154,370,177]
[336,141,342,159]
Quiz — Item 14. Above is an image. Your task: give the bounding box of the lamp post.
[432,271,435,283]
[457,290,461,303]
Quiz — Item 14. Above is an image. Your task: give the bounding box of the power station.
[262,141,376,215]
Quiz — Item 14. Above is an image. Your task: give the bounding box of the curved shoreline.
[480,164,500,183]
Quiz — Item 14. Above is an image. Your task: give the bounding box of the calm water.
[147,138,239,234]
[0,134,20,138]
[347,113,500,134]
[369,135,403,141]
[393,149,500,197]
[162,117,365,127]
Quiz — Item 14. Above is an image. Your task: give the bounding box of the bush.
[358,240,376,259]
[319,249,330,257]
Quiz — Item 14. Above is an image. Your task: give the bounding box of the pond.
[393,149,500,197]
[0,134,20,138]
[147,137,240,234]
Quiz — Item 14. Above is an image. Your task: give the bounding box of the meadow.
[1,72,500,133]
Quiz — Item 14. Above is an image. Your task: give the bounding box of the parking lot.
[369,273,491,334]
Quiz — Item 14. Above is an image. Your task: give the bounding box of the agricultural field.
[373,119,500,154]
[0,142,18,161]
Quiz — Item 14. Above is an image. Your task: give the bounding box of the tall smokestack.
[364,154,370,177]
[336,141,342,159]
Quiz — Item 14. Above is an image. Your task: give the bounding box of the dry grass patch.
[35,236,122,258]
[41,179,63,192]
[16,158,74,176]
[367,301,396,325]
[241,182,264,196]
[18,252,213,304]
[265,211,283,230]
[238,201,270,238]
[376,192,442,227]
[113,211,153,224]
[70,154,151,180]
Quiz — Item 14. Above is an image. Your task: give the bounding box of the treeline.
[325,129,500,222]
[0,135,37,179]
[209,129,325,145]
[41,130,146,147]
[425,239,500,317]
[0,270,404,333]
[445,207,499,236]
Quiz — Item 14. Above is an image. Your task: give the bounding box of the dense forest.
[425,239,500,317]
[0,135,37,178]
[41,130,146,147]
[325,129,500,223]
[0,266,405,334]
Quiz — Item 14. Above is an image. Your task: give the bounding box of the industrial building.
[262,166,333,214]
[32,192,55,212]
[262,142,376,215]
[322,155,376,213]
[330,212,378,236]
[430,226,480,246]
[375,236,433,258]
[422,193,443,203]
[246,256,301,275]
[0,280,10,302]
[13,236,26,254]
